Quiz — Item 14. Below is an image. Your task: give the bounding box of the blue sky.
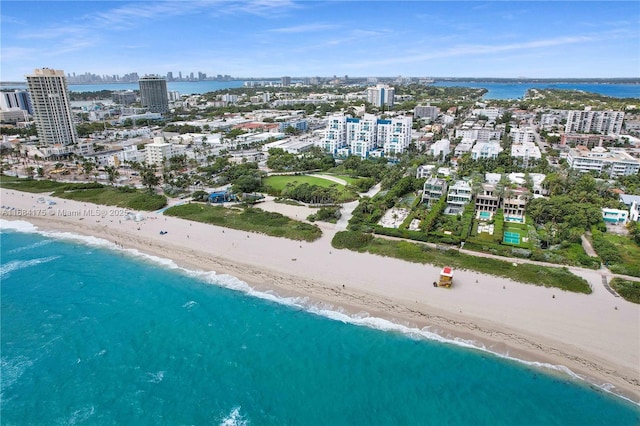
[1,1,639,81]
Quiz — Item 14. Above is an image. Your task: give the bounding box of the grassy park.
[165,203,322,241]
[262,174,359,203]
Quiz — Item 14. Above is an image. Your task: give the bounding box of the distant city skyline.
[1,1,639,81]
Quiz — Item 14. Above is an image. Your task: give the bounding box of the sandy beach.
[1,188,639,403]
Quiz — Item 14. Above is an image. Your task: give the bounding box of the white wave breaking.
[220,406,248,426]
[2,219,635,405]
[7,238,53,254]
[0,256,61,279]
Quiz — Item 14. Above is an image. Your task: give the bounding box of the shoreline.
[1,188,639,404]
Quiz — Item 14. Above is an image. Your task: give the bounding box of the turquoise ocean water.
[1,221,639,425]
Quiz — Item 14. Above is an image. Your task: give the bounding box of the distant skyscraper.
[26,68,77,145]
[166,71,174,82]
[366,84,395,108]
[139,75,169,113]
[281,76,291,87]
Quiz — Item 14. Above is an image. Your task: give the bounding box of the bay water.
[2,80,638,99]
[1,222,639,425]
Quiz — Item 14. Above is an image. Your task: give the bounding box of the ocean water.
[1,222,639,425]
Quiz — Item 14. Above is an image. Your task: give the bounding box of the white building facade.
[26,68,78,146]
[429,139,450,160]
[145,137,182,165]
[377,116,413,156]
[366,84,395,108]
[565,109,625,134]
[567,147,640,177]
[319,113,412,158]
[471,141,503,160]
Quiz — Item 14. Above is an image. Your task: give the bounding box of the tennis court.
[503,231,521,244]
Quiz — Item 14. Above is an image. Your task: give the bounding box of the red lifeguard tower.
[437,267,453,288]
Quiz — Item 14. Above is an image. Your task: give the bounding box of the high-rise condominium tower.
[139,75,169,113]
[366,84,395,108]
[26,68,78,145]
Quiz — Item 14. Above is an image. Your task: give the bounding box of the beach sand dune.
[1,189,638,402]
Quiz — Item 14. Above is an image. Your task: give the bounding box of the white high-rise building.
[366,84,395,108]
[377,116,412,156]
[319,113,413,158]
[565,109,625,134]
[347,114,378,158]
[26,68,77,145]
[319,115,348,154]
[0,89,33,114]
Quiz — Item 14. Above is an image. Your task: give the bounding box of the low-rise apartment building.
[511,142,542,160]
[567,147,640,177]
[471,141,503,160]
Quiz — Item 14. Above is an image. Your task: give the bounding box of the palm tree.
[104,166,120,185]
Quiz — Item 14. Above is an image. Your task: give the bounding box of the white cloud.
[344,33,615,69]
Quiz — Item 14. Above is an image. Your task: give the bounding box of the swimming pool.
[504,216,524,223]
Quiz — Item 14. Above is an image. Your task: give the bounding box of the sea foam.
[0,256,61,279]
[219,406,248,426]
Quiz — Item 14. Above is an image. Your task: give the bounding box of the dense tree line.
[266,147,335,172]
[456,151,551,177]
[163,124,203,134]
[527,174,617,245]
[279,182,341,204]
[69,90,117,101]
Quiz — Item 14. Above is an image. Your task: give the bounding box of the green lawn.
[165,203,322,241]
[262,175,346,191]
